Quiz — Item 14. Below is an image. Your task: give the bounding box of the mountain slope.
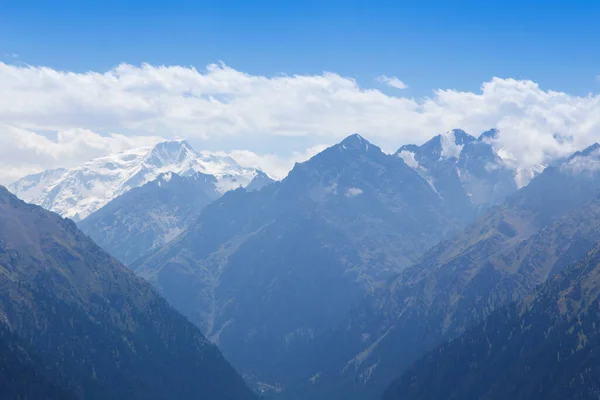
[0,324,76,400]
[0,186,257,400]
[384,243,600,400]
[132,134,476,389]
[9,140,267,221]
[78,171,221,265]
[284,143,600,399]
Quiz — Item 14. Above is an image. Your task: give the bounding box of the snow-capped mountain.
[395,129,532,211]
[9,139,270,221]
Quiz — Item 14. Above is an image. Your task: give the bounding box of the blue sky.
[2,0,600,96]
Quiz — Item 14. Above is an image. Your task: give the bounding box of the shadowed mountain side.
[384,243,600,400]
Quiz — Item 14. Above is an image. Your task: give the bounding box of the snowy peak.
[9,140,267,221]
[395,129,518,209]
[396,129,507,172]
[143,140,197,169]
[407,129,477,163]
[7,168,68,202]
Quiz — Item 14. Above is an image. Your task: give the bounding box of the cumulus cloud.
[213,145,329,180]
[377,75,409,89]
[2,61,600,184]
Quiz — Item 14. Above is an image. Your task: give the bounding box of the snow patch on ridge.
[161,172,173,183]
[439,130,464,160]
[397,150,420,169]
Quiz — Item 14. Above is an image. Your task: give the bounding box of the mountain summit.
[9,140,268,220]
[396,129,518,211]
[338,133,372,151]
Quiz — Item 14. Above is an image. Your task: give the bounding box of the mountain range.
[9,139,272,221]
[127,130,524,392]
[282,142,600,399]
[7,128,597,400]
[0,186,257,399]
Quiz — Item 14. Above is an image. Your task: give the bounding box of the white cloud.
[377,75,408,89]
[214,145,328,180]
[2,62,600,185]
[345,187,364,197]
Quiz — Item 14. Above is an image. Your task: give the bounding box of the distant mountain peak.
[394,129,518,209]
[478,128,498,142]
[339,133,372,151]
[561,143,600,175]
[568,142,600,160]
[143,139,197,168]
[154,138,193,150]
[438,129,476,159]
[448,128,476,144]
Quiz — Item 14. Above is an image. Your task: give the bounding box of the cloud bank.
[1,61,600,183]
